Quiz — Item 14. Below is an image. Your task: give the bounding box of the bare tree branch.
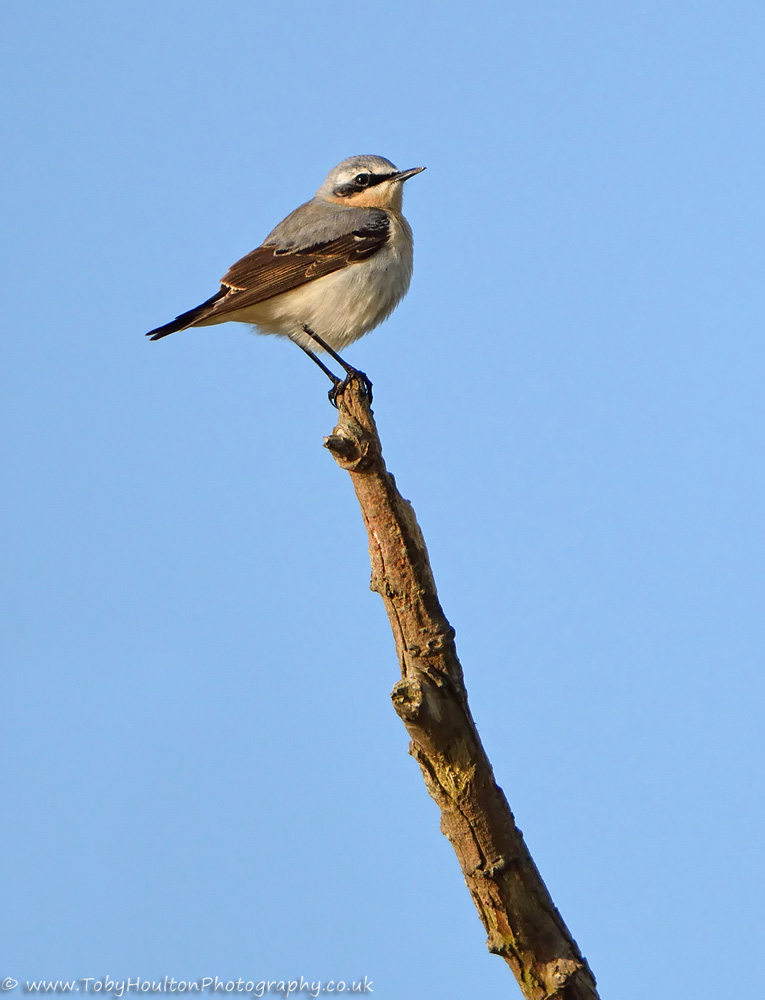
[324,377,600,1000]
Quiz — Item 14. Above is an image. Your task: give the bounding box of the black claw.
[357,370,374,403]
[328,371,373,408]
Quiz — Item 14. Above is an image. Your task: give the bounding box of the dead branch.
[323,376,600,1000]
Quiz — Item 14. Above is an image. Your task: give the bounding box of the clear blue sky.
[3,3,764,998]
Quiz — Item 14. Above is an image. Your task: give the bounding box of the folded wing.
[146,213,390,340]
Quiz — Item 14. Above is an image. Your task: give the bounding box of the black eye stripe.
[333,172,397,197]
[364,172,395,188]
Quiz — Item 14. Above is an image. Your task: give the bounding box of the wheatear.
[146,155,425,402]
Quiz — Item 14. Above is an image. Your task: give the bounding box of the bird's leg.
[291,337,343,402]
[301,325,373,405]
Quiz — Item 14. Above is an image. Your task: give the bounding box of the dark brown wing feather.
[146,217,390,339]
[215,218,390,313]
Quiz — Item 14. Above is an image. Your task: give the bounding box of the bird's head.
[317,155,425,211]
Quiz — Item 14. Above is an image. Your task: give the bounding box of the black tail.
[146,288,229,340]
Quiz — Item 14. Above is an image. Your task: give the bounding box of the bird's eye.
[354,173,371,187]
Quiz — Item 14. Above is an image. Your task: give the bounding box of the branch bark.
[324,377,600,1000]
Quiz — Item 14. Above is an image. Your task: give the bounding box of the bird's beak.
[393,166,426,183]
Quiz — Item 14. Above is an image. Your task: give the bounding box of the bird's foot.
[300,325,373,406]
[328,369,373,408]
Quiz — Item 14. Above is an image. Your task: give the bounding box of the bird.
[146,154,425,403]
